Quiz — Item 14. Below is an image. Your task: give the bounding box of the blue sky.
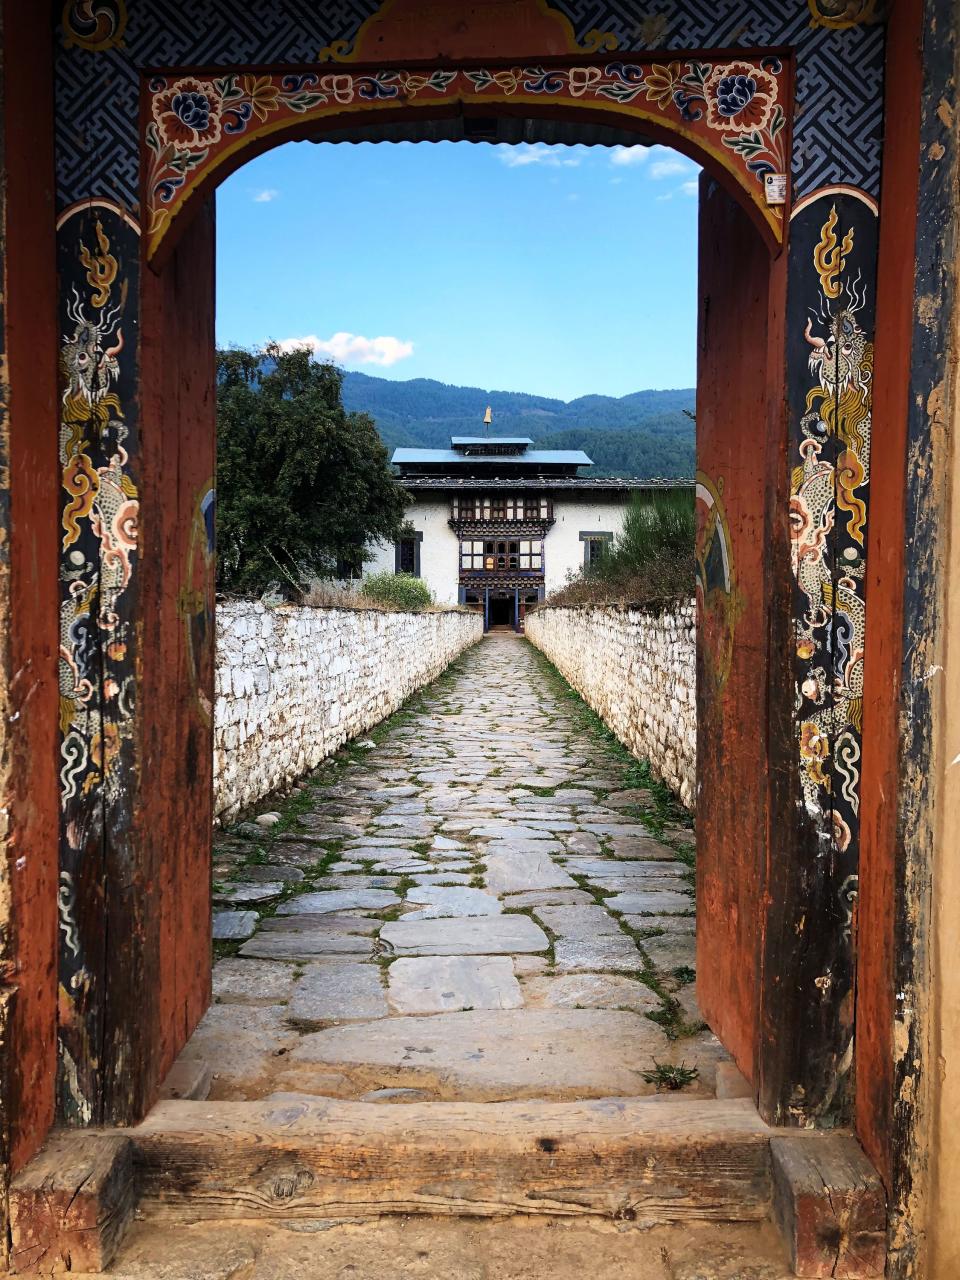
[216,139,700,401]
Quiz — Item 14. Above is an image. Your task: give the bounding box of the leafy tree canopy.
[216,344,408,597]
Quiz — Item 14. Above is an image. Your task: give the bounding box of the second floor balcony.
[449,495,554,525]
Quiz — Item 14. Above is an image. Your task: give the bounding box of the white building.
[366,430,686,631]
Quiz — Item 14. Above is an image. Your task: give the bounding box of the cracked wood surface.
[133,1096,773,1224]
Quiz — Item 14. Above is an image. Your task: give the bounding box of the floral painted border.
[144,57,788,259]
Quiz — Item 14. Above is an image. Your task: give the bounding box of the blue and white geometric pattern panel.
[55,0,885,210]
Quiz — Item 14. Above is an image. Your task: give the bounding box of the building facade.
[366,432,686,628]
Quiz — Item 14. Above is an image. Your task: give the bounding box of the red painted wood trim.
[2,0,61,1171]
[137,202,216,1113]
[857,0,925,1191]
[695,177,782,1085]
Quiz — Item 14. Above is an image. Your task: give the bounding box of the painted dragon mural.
[792,199,873,921]
[57,202,140,1120]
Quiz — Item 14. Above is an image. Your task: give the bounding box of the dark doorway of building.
[487,592,516,630]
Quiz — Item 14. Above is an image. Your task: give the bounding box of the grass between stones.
[642,1061,700,1091]
[525,644,694,850]
[502,904,557,967]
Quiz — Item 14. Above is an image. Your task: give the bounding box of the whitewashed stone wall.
[525,602,696,807]
[215,602,483,822]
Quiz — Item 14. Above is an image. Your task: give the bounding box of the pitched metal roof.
[392,448,592,466]
[450,436,534,446]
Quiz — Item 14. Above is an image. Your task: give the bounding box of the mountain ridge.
[341,371,696,479]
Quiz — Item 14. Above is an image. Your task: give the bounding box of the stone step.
[131,1096,775,1226]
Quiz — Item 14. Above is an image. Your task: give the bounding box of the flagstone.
[270,841,335,866]
[387,956,522,1014]
[213,882,285,905]
[292,1009,670,1098]
[623,914,697,934]
[553,932,643,972]
[276,889,400,915]
[563,831,603,855]
[501,888,594,908]
[293,818,367,840]
[403,887,502,919]
[212,957,298,1003]
[260,913,381,934]
[234,863,305,884]
[240,932,374,961]
[642,933,697,973]
[380,914,549,956]
[484,849,576,895]
[408,872,474,886]
[521,972,660,1014]
[316,875,401,890]
[565,856,681,874]
[289,962,388,1024]
[533,905,624,940]
[606,890,694,915]
[212,910,258,941]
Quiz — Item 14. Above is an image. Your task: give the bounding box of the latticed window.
[519,539,542,569]
[523,496,551,520]
[582,532,613,568]
[398,538,416,574]
[460,539,485,570]
[461,538,542,572]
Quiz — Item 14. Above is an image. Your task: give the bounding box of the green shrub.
[610,489,696,574]
[361,572,433,610]
[543,488,695,608]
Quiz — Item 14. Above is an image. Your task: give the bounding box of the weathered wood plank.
[771,1135,886,1278]
[139,199,216,1116]
[695,176,778,1090]
[134,1097,774,1224]
[9,1133,136,1274]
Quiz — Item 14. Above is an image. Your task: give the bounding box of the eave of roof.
[450,436,533,446]
[399,475,693,491]
[392,448,593,466]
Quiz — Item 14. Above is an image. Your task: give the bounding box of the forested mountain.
[341,372,695,479]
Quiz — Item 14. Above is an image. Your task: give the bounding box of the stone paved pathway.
[190,635,726,1103]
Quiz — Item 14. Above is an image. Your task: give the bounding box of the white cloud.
[656,175,701,203]
[609,145,649,167]
[276,332,414,367]
[252,188,279,203]
[650,155,693,180]
[497,143,582,169]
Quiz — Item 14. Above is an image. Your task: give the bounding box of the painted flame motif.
[813,205,855,300]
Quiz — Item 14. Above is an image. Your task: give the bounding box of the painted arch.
[143,53,792,262]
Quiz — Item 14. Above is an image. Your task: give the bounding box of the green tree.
[216,343,408,596]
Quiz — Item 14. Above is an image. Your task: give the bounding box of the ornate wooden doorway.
[39,0,886,1166]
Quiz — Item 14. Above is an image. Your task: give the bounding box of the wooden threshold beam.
[771,1135,886,1278]
[9,1133,136,1274]
[132,1095,774,1224]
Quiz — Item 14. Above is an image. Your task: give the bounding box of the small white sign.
[765,172,788,206]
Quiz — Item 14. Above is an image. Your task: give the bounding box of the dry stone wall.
[525,602,696,807]
[215,602,483,822]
